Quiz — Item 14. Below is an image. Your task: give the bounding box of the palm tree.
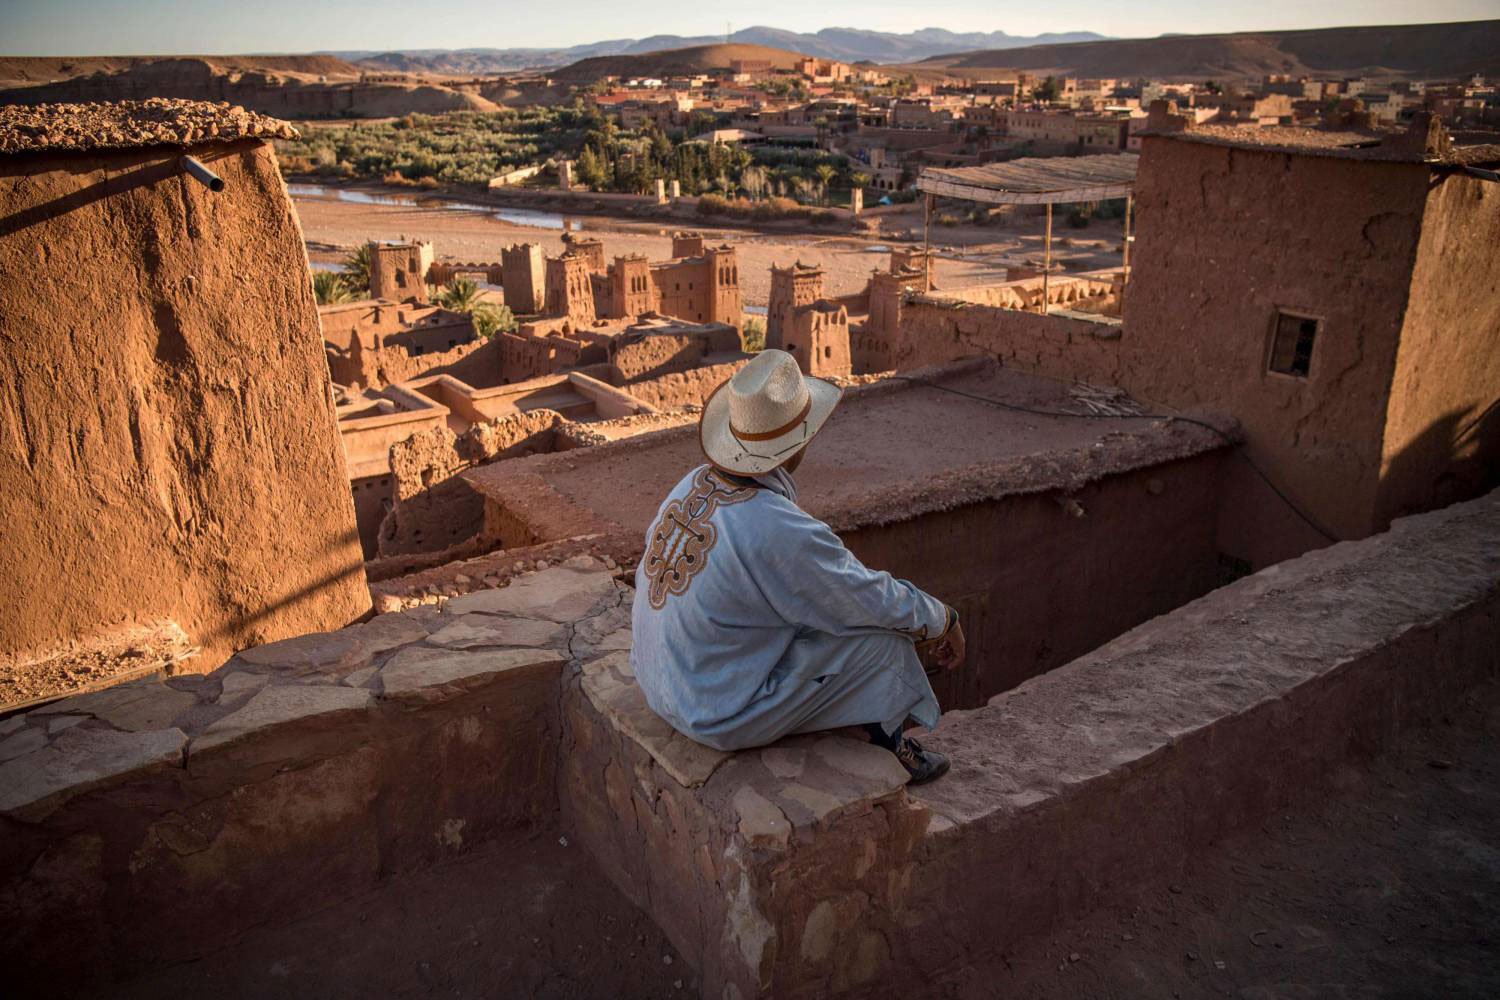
[341,244,373,295]
[312,270,353,305]
[813,163,838,206]
[437,276,481,313]
[470,303,517,339]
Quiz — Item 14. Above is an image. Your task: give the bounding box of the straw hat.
[700,350,842,476]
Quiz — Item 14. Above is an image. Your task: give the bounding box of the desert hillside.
[920,19,1500,81]
[553,44,809,83]
[0,56,499,117]
[0,54,362,86]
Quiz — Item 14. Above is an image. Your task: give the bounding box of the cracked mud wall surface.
[0,138,369,671]
[1123,136,1431,542]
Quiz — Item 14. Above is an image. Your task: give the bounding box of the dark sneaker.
[893,737,950,785]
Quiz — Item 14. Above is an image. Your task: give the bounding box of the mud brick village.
[1,14,1499,996]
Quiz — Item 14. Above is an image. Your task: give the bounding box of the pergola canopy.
[918,154,1139,205]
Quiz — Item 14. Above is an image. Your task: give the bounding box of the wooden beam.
[923,193,933,292]
[1042,202,1052,315]
[916,176,1135,205]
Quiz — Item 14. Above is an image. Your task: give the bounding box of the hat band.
[730,397,812,441]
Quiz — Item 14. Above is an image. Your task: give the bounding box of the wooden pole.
[922,193,933,292]
[1042,202,1052,314]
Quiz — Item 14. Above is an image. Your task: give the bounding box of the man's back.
[630,463,947,751]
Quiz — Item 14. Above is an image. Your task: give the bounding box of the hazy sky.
[2,0,1495,56]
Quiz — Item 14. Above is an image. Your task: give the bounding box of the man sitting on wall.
[630,349,963,784]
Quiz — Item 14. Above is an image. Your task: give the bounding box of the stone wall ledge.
[560,488,1500,999]
[0,557,624,823]
[1,556,629,988]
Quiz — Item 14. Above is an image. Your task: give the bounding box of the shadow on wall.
[1381,400,1500,528]
[193,524,369,662]
[0,147,242,239]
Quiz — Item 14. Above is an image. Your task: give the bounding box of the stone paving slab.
[379,646,566,701]
[194,685,375,752]
[0,726,187,819]
[425,614,566,650]
[0,558,620,822]
[579,650,731,788]
[443,558,621,623]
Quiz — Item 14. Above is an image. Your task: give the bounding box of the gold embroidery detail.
[644,467,758,610]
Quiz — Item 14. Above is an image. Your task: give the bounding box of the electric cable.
[888,374,1341,543]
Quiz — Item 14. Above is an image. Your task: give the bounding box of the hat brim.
[699,373,843,476]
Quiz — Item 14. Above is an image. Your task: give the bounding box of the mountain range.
[331,26,1109,74]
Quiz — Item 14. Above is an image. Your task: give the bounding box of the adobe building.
[545,250,597,324]
[858,265,928,371]
[501,242,546,314]
[368,240,434,302]
[1123,110,1500,564]
[0,100,370,697]
[649,240,743,327]
[320,298,482,389]
[601,253,653,319]
[767,262,853,377]
[560,232,606,274]
[901,113,1500,569]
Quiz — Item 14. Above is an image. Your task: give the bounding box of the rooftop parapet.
[0,98,297,154]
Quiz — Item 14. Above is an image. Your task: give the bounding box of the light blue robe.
[630,463,946,752]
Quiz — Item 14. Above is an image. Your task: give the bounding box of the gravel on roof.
[0,98,297,154]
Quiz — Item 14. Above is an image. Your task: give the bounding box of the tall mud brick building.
[0,99,370,695]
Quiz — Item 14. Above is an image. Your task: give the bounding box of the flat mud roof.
[0,98,296,154]
[463,359,1235,548]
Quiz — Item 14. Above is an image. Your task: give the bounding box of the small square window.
[1268,311,1318,377]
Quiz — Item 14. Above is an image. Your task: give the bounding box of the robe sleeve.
[747,497,949,640]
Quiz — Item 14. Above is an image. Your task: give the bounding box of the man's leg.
[778,633,950,785]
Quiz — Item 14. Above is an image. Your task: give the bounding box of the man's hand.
[931,621,965,672]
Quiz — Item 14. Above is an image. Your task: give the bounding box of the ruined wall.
[609,325,743,382]
[1123,137,1429,543]
[0,138,369,671]
[1376,170,1500,527]
[495,329,590,382]
[894,299,1123,382]
[321,299,487,390]
[380,409,563,557]
[619,359,750,410]
[368,242,432,302]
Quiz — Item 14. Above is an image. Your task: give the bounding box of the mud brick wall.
[895,299,1123,383]
[896,488,1500,993]
[0,137,369,672]
[380,409,562,558]
[0,559,624,994]
[620,359,750,410]
[560,489,1500,1000]
[842,454,1226,708]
